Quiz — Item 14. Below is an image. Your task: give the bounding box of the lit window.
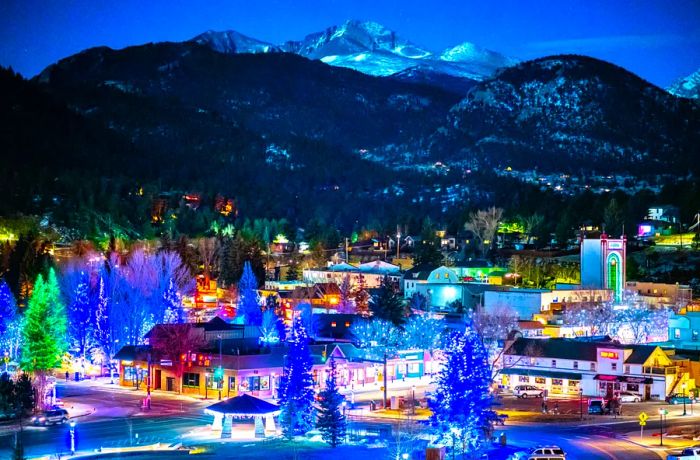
[611,363,617,371]
[675,328,681,339]
[551,360,557,368]
[331,322,337,328]
[345,322,350,327]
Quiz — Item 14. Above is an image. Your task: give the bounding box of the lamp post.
[205,373,209,400]
[218,334,223,401]
[659,408,667,446]
[69,420,76,455]
[579,388,583,420]
[683,382,688,416]
[411,385,416,416]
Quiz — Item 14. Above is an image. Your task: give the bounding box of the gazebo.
[204,394,280,439]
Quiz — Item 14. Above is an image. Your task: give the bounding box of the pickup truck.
[667,446,700,460]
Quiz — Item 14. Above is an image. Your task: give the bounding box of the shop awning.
[501,368,582,380]
[593,374,654,384]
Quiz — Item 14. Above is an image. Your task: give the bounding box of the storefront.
[501,368,583,396]
[594,374,655,399]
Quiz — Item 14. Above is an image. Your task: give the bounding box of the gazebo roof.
[204,394,280,417]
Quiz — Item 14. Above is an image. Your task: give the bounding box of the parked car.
[30,409,69,426]
[618,391,642,403]
[667,446,700,460]
[528,445,566,459]
[513,385,544,399]
[666,393,695,405]
[588,399,621,415]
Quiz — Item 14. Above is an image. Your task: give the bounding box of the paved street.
[2,380,693,459]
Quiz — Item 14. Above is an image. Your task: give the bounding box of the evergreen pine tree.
[352,274,370,316]
[337,274,355,313]
[0,279,17,337]
[21,269,67,408]
[316,357,347,447]
[430,322,495,456]
[370,276,406,326]
[286,257,300,281]
[279,317,315,438]
[236,261,262,325]
[414,218,443,267]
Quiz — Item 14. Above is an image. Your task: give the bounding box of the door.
[166,377,175,392]
[645,385,651,401]
[154,370,161,390]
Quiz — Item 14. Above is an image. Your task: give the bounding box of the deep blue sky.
[1,0,698,87]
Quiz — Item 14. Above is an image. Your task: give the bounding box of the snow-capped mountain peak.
[189,20,518,81]
[667,68,700,99]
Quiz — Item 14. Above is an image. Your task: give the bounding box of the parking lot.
[495,393,695,420]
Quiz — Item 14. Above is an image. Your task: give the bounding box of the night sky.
[1,0,698,87]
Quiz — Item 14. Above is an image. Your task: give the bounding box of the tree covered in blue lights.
[279,316,315,438]
[316,357,347,447]
[64,269,93,359]
[0,279,17,337]
[236,261,262,325]
[430,322,495,457]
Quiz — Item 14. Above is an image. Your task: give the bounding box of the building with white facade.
[483,288,612,319]
[502,337,691,400]
[626,281,692,308]
[303,260,401,289]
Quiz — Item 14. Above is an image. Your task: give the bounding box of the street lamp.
[579,388,583,421]
[659,408,667,446]
[69,420,76,455]
[411,385,416,416]
[205,373,209,400]
[683,382,688,416]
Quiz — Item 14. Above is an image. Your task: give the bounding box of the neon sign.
[600,351,618,359]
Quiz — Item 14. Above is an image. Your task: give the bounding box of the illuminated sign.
[600,351,619,359]
[608,242,623,249]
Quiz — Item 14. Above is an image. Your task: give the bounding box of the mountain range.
[192,19,517,81]
[2,20,700,235]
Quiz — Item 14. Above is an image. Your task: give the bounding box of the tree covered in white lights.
[430,322,496,457]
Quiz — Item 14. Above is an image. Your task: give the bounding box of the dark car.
[666,393,695,405]
[588,399,621,415]
[30,409,69,426]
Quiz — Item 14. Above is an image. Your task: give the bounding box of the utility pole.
[218,334,223,401]
[345,238,349,263]
[383,349,388,409]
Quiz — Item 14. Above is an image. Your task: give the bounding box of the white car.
[513,385,544,398]
[667,446,700,460]
[529,446,566,459]
[618,391,642,403]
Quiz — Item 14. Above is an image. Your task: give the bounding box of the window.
[624,365,630,374]
[345,322,350,327]
[573,361,579,370]
[518,376,530,383]
[552,379,563,386]
[590,362,596,371]
[675,328,681,339]
[551,360,557,368]
[183,372,200,387]
[627,383,639,392]
[228,376,236,391]
[611,363,617,371]
[693,330,699,342]
[535,377,546,385]
[331,322,337,328]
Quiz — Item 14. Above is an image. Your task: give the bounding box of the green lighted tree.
[316,357,347,447]
[21,269,67,408]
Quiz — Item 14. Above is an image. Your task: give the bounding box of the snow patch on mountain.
[667,68,700,99]
[191,30,277,54]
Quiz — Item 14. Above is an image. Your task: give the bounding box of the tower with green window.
[581,234,626,303]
